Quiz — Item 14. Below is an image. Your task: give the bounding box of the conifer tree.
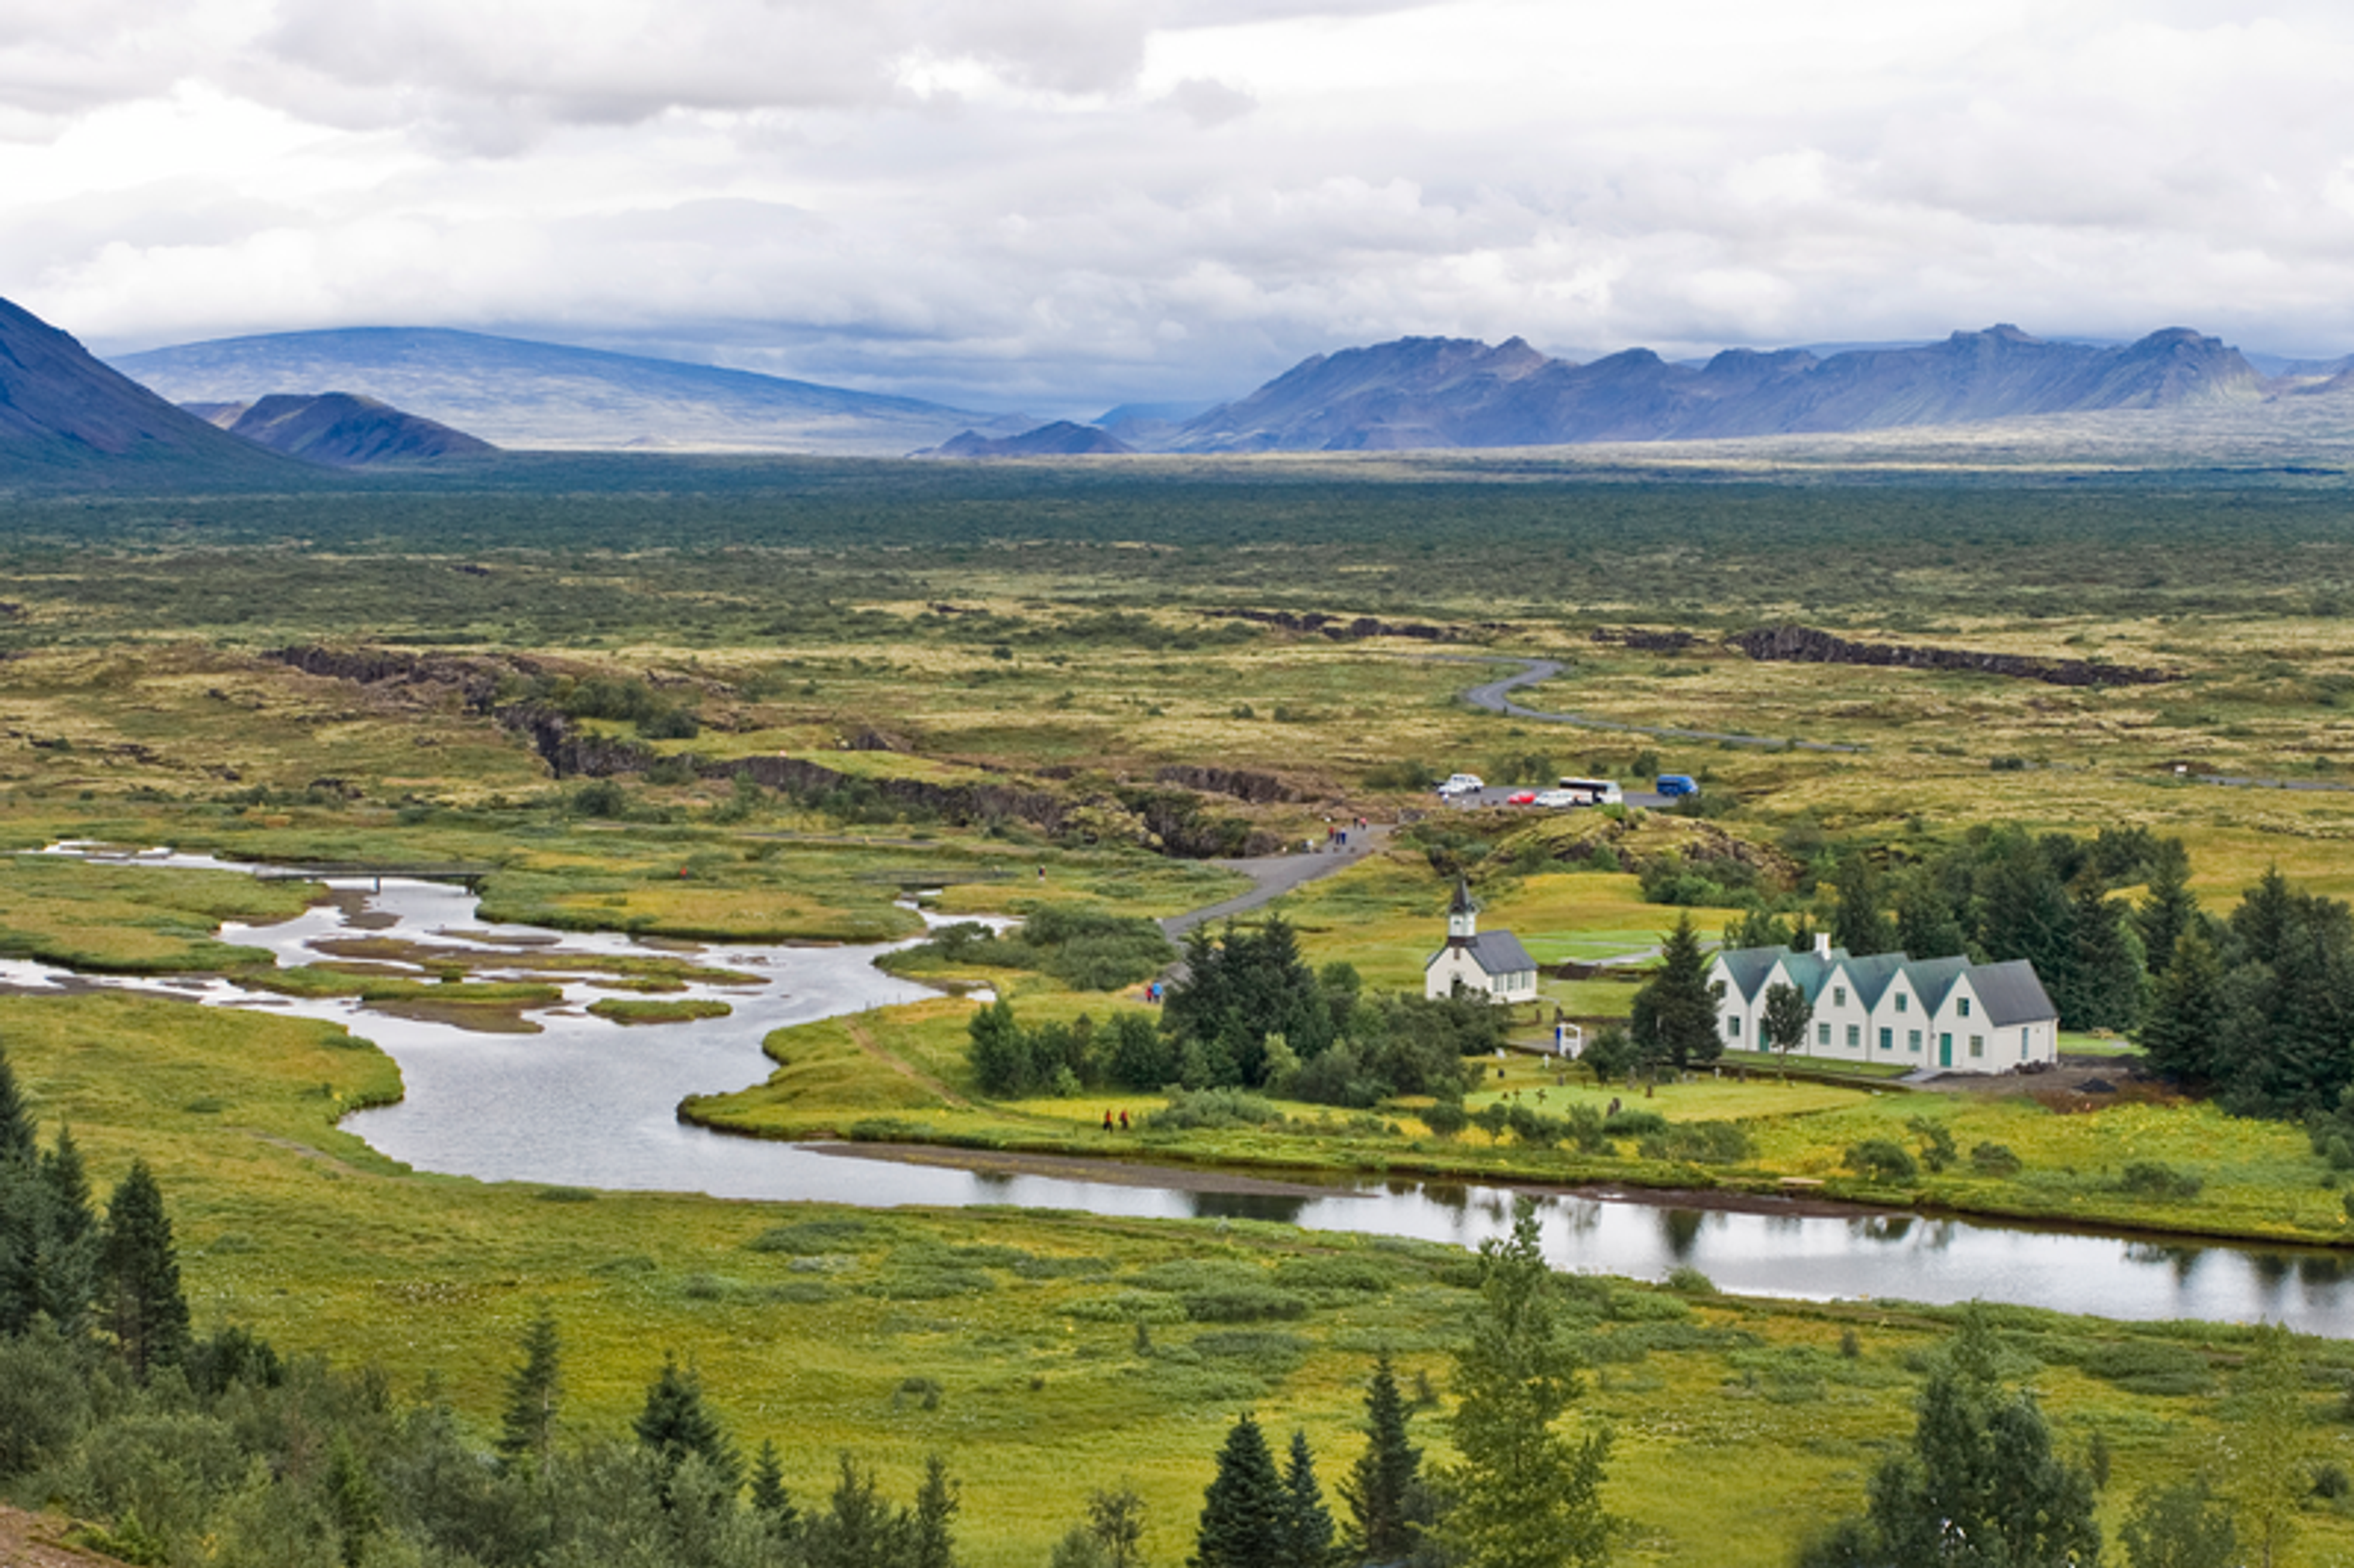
[633,1354,740,1499]
[1830,855,1897,956]
[99,1159,189,1379]
[908,1453,960,1568]
[804,1452,904,1568]
[1281,1429,1335,1568]
[749,1439,798,1533]
[1195,1412,1287,1568]
[1444,1201,1611,1568]
[1340,1354,1423,1564]
[1629,912,1723,1071]
[1892,870,1970,961]
[2066,877,2147,1032]
[33,1125,97,1339]
[496,1311,563,1469]
[2134,842,2201,976]
[2139,925,2228,1084]
[0,1048,32,1164]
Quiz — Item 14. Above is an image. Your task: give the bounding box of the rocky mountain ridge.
[1162,325,2277,453]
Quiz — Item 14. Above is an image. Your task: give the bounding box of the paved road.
[1160,824,1390,938]
[1458,658,1866,753]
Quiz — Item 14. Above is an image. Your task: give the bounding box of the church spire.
[1447,876,1478,942]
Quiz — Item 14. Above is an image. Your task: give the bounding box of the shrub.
[2118,1161,2202,1200]
[1181,1285,1311,1323]
[1970,1141,2023,1176]
[2077,1339,2212,1397]
[1907,1115,1957,1173]
[1422,1099,1468,1139]
[1665,1265,1717,1295]
[1602,1108,1668,1138]
[1143,1088,1284,1131]
[1845,1140,1920,1182]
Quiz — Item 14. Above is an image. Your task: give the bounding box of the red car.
[1507,790,1537,805]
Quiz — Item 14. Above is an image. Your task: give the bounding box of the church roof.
[1449,877,1477,916]
[1425,929,1536,978]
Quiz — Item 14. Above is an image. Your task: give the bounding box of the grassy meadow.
[10,455,2354,1559]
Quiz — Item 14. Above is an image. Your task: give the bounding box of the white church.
[1423,878,1539,1002]
[1707,934,2059,1074]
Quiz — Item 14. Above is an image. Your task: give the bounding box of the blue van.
[1655,774,1699,797]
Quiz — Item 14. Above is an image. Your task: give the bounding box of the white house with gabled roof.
[1708,934,2057,1073]
[1424,878,1538,1002]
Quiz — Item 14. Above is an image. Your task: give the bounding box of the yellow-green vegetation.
[11,987,2354,1568]
[0,854,317,972]
[587,995,734,1025]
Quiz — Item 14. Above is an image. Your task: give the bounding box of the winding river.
[12,854,2354,1334]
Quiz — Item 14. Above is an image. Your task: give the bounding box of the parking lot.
[1441,782,1674,811]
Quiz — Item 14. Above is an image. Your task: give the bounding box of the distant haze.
[9,1,2354,412]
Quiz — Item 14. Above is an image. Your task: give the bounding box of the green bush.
[1143,1088,1284,1131]
[1602,1108,1668,1138]
[1845,1140,1920,1182]
[1182,1285,1311,1323]
[1970,1141,2024,1176]
[2118,1161,2202,1200]
[1637,1121,1753,1165]
[2076,1340,2212,1397]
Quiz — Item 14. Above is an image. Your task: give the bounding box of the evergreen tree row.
[0,1045,190,1376]
[969,916,1503,1108]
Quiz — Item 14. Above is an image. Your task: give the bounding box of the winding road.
[1458,658,1866,753]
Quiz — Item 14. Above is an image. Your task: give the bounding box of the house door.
[1938,1034,1952,1068]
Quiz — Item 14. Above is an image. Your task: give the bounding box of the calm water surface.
[15,855,2354,1334]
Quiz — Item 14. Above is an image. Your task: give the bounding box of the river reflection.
[14,858,2354,1334]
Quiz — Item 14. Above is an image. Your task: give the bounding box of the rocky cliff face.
[1164,325,2268,453]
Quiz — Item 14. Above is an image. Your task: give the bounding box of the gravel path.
[1160,824,1390,938]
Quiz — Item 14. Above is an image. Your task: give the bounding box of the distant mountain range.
[188,393,495,465]
[1156,325,2288,453]
[0,297,300,483]
[112,328,1032,457]
[918,420,1134,459]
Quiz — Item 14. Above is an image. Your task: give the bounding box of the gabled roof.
[1839,953,1910,1010]
[1449,877,1477,916]
[1713,946,1785,1003]
[1426,930,1537,978]
[1904,955,1973,1013]
[1968,960,2058,1026]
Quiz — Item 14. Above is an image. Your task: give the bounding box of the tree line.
[967,915,1503,1108]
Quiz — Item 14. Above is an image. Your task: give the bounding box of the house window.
[1970,1035,1984,1058]
[1846,1024,1860,1047]
[2022,1027,2032,1057]
[1895,993,1908,1013]
[1879,1028,1892,1051]
[1817,1022,1831,1046]
[1834,987,1846,1007]
[1958,997,1971,1019]
[1908,1029,1922,1052]
[1727,1016,1742,1040]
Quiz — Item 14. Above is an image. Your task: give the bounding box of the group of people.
[1100,1108,1131,1132]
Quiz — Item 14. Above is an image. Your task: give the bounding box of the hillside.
[194,392,495,465]
[113,329,1032,455]
[1166,325,2271,452]
[918,420,1133,459]
[0,296,303,484]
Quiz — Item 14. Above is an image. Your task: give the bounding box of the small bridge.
[252,862,498,892]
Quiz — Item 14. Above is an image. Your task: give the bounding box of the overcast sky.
[5,0,2353,414]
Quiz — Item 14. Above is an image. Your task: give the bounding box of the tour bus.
[1553,776,1622,806]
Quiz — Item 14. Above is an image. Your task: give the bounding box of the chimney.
[1815,932,1832,959]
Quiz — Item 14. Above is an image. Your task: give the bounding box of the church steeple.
[1447,877,1478,943]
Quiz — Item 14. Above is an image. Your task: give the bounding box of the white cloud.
[8,0,2354,412]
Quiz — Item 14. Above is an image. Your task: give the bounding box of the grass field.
[10,987,2354,1567]
[12,459,2354,1560]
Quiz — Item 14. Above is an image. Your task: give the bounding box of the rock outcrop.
[1729,625,2176,688]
